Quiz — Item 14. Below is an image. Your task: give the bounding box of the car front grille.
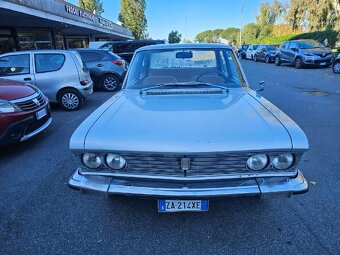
[12,91,46,111]
[90,152,299,178]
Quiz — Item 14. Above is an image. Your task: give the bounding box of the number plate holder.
[158,200,209,212]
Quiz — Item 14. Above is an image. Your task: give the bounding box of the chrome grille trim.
[11,91,46,111]
[80,152,301,179]
[145,90,224,96]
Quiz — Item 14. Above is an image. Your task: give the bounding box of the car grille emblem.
[181,158,190,171]
[322,53,325,57]
[33,98,40,106]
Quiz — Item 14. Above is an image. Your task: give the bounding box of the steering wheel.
[195,71,229,83]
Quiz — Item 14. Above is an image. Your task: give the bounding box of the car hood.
[81,89,292,153]
[0,79,35,101]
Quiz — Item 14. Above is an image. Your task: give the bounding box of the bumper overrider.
[68,169,308,199]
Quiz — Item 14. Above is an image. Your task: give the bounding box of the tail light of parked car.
[113,60,125,67]
[80,80,90,86]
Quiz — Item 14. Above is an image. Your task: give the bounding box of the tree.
[242,23,260,44]
[287,0,340,31]
[220,27,240,45]
[255,0,287,40]
[78,0,104,15]
[119,0,148,39]
[168,30,182,43]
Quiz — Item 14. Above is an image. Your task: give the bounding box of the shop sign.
[65,5,95,21]
[98,17,113,28]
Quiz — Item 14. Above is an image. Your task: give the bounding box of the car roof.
[136,43,233,52]
[73,48,109,52]
[0,49,72,55]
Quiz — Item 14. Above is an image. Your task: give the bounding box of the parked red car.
[0,79,52,146]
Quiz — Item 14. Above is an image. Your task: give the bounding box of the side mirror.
[256,81,265,92]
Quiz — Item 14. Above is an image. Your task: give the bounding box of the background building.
[0,0,134,53]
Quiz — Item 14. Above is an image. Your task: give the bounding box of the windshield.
[266,45,278,51]
[297,40,324,49]
[124,48,243,89]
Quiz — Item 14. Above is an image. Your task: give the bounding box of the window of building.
[17,29,53,50]
[0,54,30,76]
[0,29,16,54]
[66,36,89,49]
[34,54,65,73]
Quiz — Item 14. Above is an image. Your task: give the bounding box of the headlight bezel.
[272,153,295,170]
[106,153,127,170]
[0,100,21,113]
[82,153,102,169]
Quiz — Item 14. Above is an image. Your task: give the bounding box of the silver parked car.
[68,44,309,212]
[0,50,93,111]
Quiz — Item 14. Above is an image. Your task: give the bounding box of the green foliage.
[242,23,260,44]
[168,30,182,43]
[291,30,339,48]
[287,0,340,31]
[119,0,148,39]
[78,0,104,15]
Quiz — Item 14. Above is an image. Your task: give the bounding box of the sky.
[68,0,273,41]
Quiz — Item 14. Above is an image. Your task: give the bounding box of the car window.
[35,54,65,73]
[0,54,30,76]
[79,52,104,62]
[100,44,113,51]
[297,40,323,49]
[73,52,87,72]
[125,49,242,89]
[289,42,298,50]
[113,43,135,54]
[253,45,259,50]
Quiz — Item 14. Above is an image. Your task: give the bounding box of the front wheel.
[333,61,340,74]
[100,74,120,92]
[274,56,281,66]
[294,57,302,69]
[57,89,83,111]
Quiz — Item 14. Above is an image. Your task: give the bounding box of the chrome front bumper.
[68,169,308,199]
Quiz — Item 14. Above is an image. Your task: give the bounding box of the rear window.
[79,52,104,62]
[35,54,65,73]
[74,52,87,72]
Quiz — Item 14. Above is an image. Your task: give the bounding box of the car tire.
[294,57,302,69]
[274,56,281,66]
[100,74,120,92]
[254,55,258,62]
[251,55,254,60]
[265,56,270,63]
[333,61,340,74]
[57,88,84,111]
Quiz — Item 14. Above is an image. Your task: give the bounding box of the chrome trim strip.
[68,170,308,198]
[20,117,52,142]
[78,167,298,182]
[10,92,39,104]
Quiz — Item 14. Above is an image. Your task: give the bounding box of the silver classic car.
[68,44,309,212]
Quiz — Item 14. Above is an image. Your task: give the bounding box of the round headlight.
[106,154,126,170]
[272,153,294,170]
[247,154,268,171]
[82,153,102,169]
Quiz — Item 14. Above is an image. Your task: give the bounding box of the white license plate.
[158,200,209,212]
[36,108,47,120]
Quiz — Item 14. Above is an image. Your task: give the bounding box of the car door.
[33,53,66,101]
[0,53,35,84]
[258,46,266,60]
[246,45,253,59]
[279,42,290,61]
[287,42,298,63]
[79,51,106,82]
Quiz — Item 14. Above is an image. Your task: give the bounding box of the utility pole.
[240,0,244,46]
[184,16,188,42]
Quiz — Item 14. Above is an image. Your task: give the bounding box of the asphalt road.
[1,60,339,255]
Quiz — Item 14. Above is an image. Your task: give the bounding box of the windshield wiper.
[140,82,229,94]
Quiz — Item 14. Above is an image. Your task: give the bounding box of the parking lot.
[1,60,339,255]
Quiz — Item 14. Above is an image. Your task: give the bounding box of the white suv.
[245,44,259,60]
